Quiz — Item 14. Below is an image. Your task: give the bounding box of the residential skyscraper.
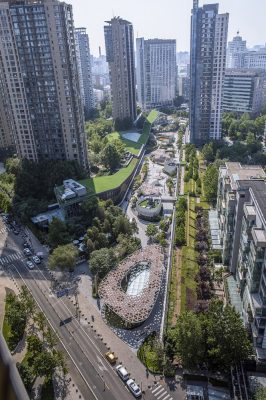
[104,17,137,125]
[190,0,229,145]
[75,28,94,119]
[226,33,247,68]
[136,38,176,110]
[0,0,88,169]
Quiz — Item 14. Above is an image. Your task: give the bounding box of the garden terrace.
[136,197,162,220]
[98,245,164,327]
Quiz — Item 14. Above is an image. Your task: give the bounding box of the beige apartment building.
[104,17,137,125]
[0,0,88,169]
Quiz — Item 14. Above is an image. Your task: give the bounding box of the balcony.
[251,228,266,249]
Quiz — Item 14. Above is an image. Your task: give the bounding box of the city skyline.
[68,0,266,56]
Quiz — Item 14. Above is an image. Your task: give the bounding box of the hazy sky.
[68,0,266,56]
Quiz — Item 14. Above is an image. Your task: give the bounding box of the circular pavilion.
[98,245,164,328]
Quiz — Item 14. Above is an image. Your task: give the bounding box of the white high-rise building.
[136,38,176,110]
[223,69,266,115]
[75,28,94,119]
[226,33,247,68]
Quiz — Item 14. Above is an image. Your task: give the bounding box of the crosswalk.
[0,226,10,235]
[150,383,173,400]
[0,251,24,266]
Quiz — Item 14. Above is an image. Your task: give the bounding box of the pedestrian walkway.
[150,383,173,400]
[0,251,24,266]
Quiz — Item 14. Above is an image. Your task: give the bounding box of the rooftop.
[222,162,266,190]
[248,180,266,223]
[98,245,164,326]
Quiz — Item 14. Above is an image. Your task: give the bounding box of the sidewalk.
[75,271,160,391]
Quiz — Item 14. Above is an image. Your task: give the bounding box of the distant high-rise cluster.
[104,17,137,126]
[0,0,88,169]
[189,0,229,145]
[136,38,177,110]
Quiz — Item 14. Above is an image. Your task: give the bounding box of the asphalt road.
[8,259,135,400]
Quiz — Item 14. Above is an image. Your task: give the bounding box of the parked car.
[126,379,142,398]
[13,229,19,235]
[26,260,34,270]
[105,351,117,365]
[23,248,31,256]
[116,364,129,381]
[32,256,41,264]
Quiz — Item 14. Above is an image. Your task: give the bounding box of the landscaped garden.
[79,158,138,194]
[138,198,160,209]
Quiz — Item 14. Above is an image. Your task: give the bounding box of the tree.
[48,244,78,272]
[113,215,133,239]
[17,363,34,391]
[203,164,219,203]
[254,387,266,400]
[146,224,158,242]
[48,218,70,249]
[19,286,36,321]
[204,300,252,370]
[166,178,174,196]
[101,142,121,171]
[33,351,57,378]
[167,312,205,369]
[116,234,141,260]
[202,142,215,162]
[167,300,252,372]
[89,248,117,279]
[80,195,99,221]
[34,312,47,341]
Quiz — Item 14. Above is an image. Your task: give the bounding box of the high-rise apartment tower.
[136,38,176,110]
[75,27,94,119]
[190,0,229,145]
[104,17,137,125]
[0,0,88,169]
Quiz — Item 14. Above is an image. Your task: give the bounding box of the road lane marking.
[154,387,165,396]
[151,385,162,393]
[157,390,169,399]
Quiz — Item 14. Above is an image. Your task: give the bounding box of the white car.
[126,379,142,398]
[116,364,129,381]
[26,260,34,270]
[23,248,31,256]
[32,256,41,264]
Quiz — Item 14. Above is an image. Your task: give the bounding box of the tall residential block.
[190,0,229,145]
[104,17,137,124]
[136,38,176,110]
[0,0,88,169]
[223,69,266,115]
[226,33,247,68]
[75,27,94,119]
[217,162,266,273]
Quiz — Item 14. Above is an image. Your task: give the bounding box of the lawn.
[146,109,159,124]
[80,158,138,194]
[180,197,199,312]
[107,131,142,155]
[166,250,177,329]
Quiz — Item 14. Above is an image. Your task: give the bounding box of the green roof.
[146,110,159,124]
[80,158,138,194]
[107,131,141,155]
